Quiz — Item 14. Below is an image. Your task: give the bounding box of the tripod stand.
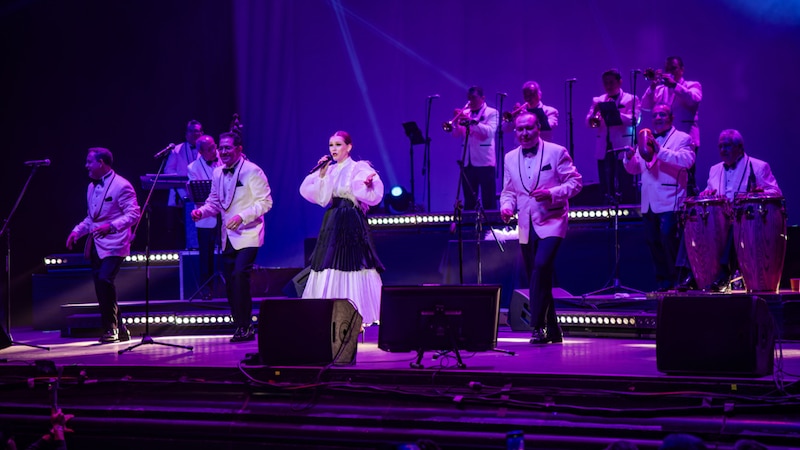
[188,223,225,301]
[120,157,193,354]
[583,151,644,298]
[1,165,50,351]
[186,180,225,301]
[583,96,643,298]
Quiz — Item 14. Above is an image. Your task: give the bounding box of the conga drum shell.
[682,197,731,290]
[733,194,787,292]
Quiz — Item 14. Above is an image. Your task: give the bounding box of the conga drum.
[733,194,787,292]
[681,196,732,290]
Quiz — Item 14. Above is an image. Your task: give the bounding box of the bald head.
[196,135,217,162]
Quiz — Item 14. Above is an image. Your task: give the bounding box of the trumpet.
[502,102,531,123]
[442,102,471,132]
[589,110,602,128]
[643,68,663,84]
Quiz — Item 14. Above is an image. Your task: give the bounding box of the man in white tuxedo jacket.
[67,147,141,343]
[587,69,641,202]
[500,112,582,344]
[642,56,702,194]
[502,81,559,143]
[192,132,273,342]
[164,119,204,248]
[186,135,223,299]
[450,85,499,210]
[623,104,695,291]
[698,129,781,291]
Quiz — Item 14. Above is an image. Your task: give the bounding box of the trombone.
[442,102,471,132]
[502,102,531,123]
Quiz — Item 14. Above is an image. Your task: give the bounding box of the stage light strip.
[556,313,656,329]
[568,208,634,220]
[122,314,258,326]
[44,252,182,266]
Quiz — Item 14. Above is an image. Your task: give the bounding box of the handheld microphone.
[308,155,333,174]
[632,68,643,73]
[153,143,176,159]
[24,159,50,167]
[428,94,440,99]
[566,78,577,83]
[497,92,508,97]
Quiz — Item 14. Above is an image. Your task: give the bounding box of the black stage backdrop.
[0,0,236,325]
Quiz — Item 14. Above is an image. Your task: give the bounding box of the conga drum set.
[682,194,787,292]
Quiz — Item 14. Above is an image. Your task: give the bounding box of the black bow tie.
[91,178,104,187]
[222,165,237,175]
[205,158,218,167]
[724,156,744,171]
[522,145,538,156]
[653,130,668,139]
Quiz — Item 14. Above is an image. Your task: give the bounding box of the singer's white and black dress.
[299,157,385,325]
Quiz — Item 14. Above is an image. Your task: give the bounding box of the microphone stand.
[120,156,193,354]
[423,97,435,212]
[0,165,50,350]
[452,123,474,285]
[565,78,576,159]
[496,93,506,190]
[630,70,641,200]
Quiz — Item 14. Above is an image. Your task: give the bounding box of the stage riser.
[511,288,800,340]
[34,263,302,330]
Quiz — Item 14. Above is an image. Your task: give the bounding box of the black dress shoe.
[675,271,696,291]
[529,328,548,344]
[230,325,255,343]
[99,329,119,343]
[546,329,563,343]
[709,273,731,293]
[119,327,131,342]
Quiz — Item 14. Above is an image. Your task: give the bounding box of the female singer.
[299,131,385,327]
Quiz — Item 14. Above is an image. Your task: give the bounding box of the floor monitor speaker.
[656,295,774,376]
[258,298,361,366]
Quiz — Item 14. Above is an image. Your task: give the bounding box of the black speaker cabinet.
[258,298,361,366]
[656,296,774,376]
[508,289,534,331]
[0,326,10,350]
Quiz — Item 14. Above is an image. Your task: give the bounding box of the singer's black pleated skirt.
[309,197,385,273]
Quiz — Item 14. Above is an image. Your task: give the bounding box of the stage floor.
[3,326,800,449]
[4,326,799,379]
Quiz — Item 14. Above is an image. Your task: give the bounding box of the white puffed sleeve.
[350,161,383,207]
[300,171,334,207]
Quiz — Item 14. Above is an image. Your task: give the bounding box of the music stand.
[530,108,552,132]
[403,122,426,211]
[185,180,225,301]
